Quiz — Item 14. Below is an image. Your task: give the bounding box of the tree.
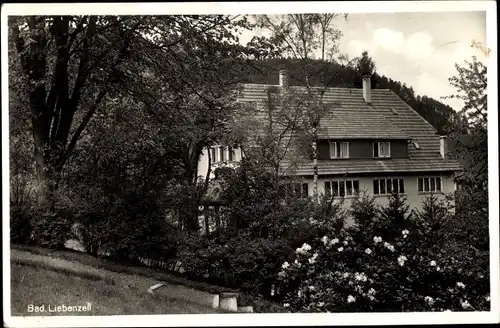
[8,15,258,207]
[253,14,347,202]
[9,16,144,203]
[355,50,376,76]
[443,56,487,188]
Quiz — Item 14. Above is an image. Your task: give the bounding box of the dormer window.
[330,141,349,159]
[373,141,391,158]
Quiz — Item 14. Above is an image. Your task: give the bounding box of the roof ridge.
[241,83,390,92]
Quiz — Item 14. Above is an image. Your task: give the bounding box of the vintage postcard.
[2,1,498,327]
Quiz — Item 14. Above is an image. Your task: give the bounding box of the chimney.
[279,69,289,88]
[362,74,372,104]
[439,136,448,160]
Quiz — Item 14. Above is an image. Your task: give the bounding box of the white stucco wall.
[310,174,455,212]
[198,146,243,180]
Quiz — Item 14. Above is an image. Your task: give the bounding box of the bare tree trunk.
[204,214,210,236]
[312,137,319,202]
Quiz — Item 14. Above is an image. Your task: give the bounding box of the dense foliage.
[277,193,490,312]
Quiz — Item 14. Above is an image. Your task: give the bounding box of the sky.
[239,11,487,111]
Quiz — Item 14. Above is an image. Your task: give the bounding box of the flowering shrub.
[278,232,490,312]
[277,193,490,312]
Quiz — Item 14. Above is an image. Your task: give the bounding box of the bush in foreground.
[276,193,490,312]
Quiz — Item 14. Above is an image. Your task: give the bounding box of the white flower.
[485,295,490,302]
[373,236,383,244]
[402,229,409,235]
[308,252,319,264]
[337,247,344,252]
[354,272,367,282]
[456,282,466,289]
[436,266,441,272]
[330,238,340,245]
[297,290,302,297]
[283,303,290,308]
[282,261,290,269]
[397,255,407,266]
[309,217,318,225]
[461,300,471,309]
[321,236,329,245]
[294,259,302,268]
[342,272,350,278]
[429,260,437,267]
[278,271,286,278]
[368,288,376,296]
[368,295,375,301]
[347,295,356,303]
[424,296,435,306]
[343,240,348,246]
[317,302,325,307]
[296,243,312,255]
[383,242,395,252]
[365,248,372,255]
[308,285,316,292]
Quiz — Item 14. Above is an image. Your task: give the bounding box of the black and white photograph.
[2,1,498,327]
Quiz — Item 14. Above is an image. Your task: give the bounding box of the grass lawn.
[11,244,236,295]
[11,263,223,316]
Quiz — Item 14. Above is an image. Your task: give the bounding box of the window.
[210,147,216,162]
[219,147,226,162]
[329,141,349,159]
[282,182,308,198]
[373,142,391,158]
[418,177,442,192]
[325,180,360,197]
[210,146,239,163]
[373,178,405,195]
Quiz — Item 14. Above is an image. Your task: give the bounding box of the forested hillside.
[243,58,457,134]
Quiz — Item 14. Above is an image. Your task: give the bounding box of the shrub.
[10,206,33,244]
[349,191,379,225]
[451,187,489,251]
[277,230,490,312]
[275,194,490,312]
[30,209,72,249]
[179,233,294,298]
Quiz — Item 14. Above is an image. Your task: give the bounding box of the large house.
[197,69,462,211]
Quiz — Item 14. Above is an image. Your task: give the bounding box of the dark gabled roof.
[236,83,462,175]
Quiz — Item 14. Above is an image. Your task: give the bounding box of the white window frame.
[291,182,309,198]
[325,179,360,198]
[418,177,443,193]
[373,178,405,195]
[211,145,240,164]
[329,141,350,159]
[373,141,391,158]
[210,147,217,163]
